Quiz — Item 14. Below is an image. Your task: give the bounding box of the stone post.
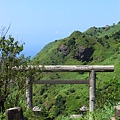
[26,77,32,109]
[6,107,24,120]
[89,70,96,112]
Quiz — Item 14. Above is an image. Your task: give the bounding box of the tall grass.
[1,102,119,120]
[55,103,116,120]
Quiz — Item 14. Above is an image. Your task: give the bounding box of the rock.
[70,114,82,118]
[59,44,70,56]
[33,106,41,112]
[80,106,88,112]
[110,117,116,120]
[74,46,94,62]
[33,106,41,117]
[79,106,88,117]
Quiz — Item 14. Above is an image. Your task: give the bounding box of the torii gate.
[25,65,114,112]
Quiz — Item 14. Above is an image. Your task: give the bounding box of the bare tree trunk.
[0,99,5,112]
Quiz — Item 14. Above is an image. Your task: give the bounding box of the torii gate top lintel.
[23,65,114,72]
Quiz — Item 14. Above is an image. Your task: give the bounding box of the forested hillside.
[30,22,120,119]
[1,22,120,120]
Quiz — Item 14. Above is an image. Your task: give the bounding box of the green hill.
[32,21,120,65]
[31,21,120,119]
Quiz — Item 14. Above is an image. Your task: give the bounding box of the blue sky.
[0,0,120,58]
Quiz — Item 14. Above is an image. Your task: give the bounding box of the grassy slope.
[31,22,120,119]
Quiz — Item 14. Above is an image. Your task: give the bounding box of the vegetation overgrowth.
[0,22,120,119]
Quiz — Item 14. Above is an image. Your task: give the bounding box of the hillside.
[32,22,120,65]
[31,22,120,119]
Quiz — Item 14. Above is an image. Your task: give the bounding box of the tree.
[54,95,66,117]
[0,35,30,111]
[104,35,109,39]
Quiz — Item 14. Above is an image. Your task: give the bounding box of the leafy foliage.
[0,35,30,112]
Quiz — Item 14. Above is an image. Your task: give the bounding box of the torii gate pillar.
[89,70,96,112]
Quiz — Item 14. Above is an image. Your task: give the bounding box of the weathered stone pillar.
[111,106,120,120]
[6,107,24,120]
[26,76,32,109]
[89,70,96,112]
[115,106,120,119]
